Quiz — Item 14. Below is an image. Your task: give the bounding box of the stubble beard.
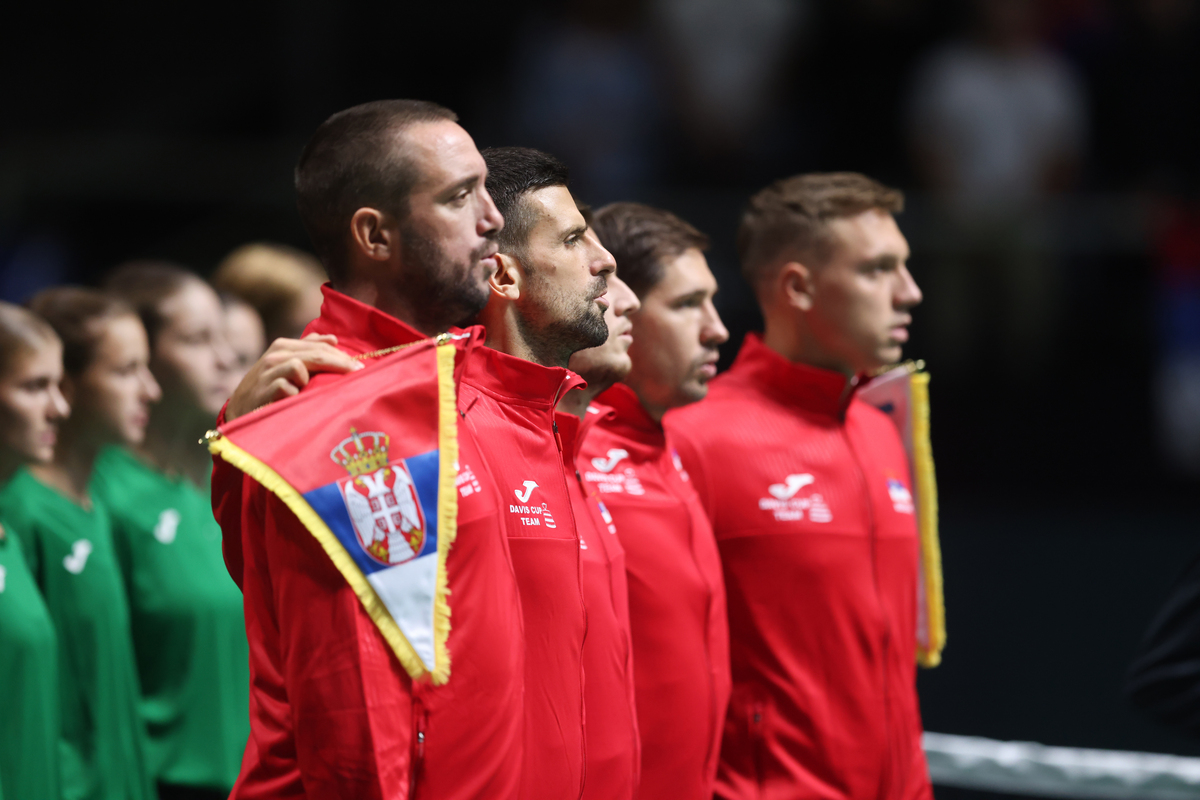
[517,274,609,368]
[398,222,494,331]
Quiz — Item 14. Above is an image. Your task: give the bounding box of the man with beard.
[665,173,932,800]
[464,146,636,800]
[210,99,532,800]
[581,202,733,800]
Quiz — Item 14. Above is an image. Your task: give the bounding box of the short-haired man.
[467,146,639,800]
[665,174,932,800]
[211,100,529,799]
[584,202,733,800]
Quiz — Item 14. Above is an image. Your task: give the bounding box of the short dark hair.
[295,99,459,283]
[104,261,201,346]
[26,287,135,375]
[739,172,904,291]
[482,147,570,258]
[591,202,709,298]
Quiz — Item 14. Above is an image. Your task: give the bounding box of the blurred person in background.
[221,294,267,387]
[586,201,732,800]
[98,262,250,799]
[212,242,326,341]
[907,0,1086,371]
[106,263,237,489]
[2,287,158,800]
[666,174,930,800]
[0,301,68,800]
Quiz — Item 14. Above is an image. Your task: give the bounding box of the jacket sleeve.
[211,401,247,590]
[1126,551,1200,738]
[259,490,417,798]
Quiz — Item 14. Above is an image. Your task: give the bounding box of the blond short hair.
[212,243,326,340]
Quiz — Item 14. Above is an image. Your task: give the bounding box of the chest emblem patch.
[63,539,93,574]
[154,508,181,544]
[887,477,915,514]
[333,430,426,566]
[759,473,832,523]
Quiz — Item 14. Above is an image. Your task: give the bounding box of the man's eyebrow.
[562,223,588,241]
[862,254,902,269]
[438,174,480,198]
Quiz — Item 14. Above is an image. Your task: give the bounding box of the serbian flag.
[208,335,459,684]
[859,361,946,668]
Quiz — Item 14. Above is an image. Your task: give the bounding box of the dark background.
[3,0,1199,769]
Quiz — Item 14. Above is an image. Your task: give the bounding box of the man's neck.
[762,320,856,378]
[556,379,610,420]
[335,277,447,338]
[476,304,571,369]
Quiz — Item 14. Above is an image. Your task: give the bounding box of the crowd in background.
[0,250,324,798]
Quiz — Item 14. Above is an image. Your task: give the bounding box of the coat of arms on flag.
[332,430,428,566]
[860,360,946,668]
[207,334,463,684]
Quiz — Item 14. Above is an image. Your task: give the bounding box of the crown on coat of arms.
[330,428,391,476]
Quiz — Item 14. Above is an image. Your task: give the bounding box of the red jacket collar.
[554,402,614,461]
[304,285,430,355]
[729,332,860,419]
[597,383,665,449]
[460,344,586,410]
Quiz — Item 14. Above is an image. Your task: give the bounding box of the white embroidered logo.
[759,474,832,523]
[768,473,814,500]
[455,462,483,498]
[154,508,181,544]
[591,449,629,473]
[514,481,539,503]
[63,539,93,574]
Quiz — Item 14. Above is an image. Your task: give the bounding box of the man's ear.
[778,261,815,312]
[349,207,396,263]
[488,252,524,300]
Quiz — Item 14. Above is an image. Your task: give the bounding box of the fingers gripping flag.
[208,336,460,684]
[860,362,946,668]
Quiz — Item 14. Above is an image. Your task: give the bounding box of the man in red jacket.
[579,202,733,800]
[665,173,932,800]
[211,99,529,800]
[469,146,639,800]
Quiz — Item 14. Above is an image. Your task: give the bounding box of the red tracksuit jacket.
[456,346,590,800]
[557,405,640,800]
[664,334,932,800]
[211,287,524,799]
[582,383,731,800]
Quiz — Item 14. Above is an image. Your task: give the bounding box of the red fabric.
[663,334,932,800]
[583,383,731,800]
[456,346,589,800]
[556,406,640,800]
[211,286,524,799]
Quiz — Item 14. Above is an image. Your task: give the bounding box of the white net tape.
[925,733,1200,799]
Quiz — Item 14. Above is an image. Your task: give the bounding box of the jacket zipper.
[552,418,588,800]
[843,427,894,800]
[410,698,428,798]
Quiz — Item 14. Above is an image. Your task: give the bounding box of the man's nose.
[610,275,640,316]
[895,264,922,309]
[479,190,504,236]
[591,236,616,277]
[702,301,730,346]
